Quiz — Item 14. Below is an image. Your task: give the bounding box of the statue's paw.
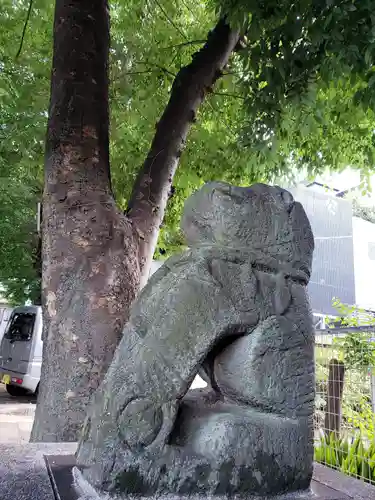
[118,398,163,450]
[118,398,179,452]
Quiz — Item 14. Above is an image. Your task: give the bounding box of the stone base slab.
[0,444,374,500]
[0,443,76,500]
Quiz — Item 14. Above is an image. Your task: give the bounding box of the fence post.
[370,367,375,415]
[325,358,345,438]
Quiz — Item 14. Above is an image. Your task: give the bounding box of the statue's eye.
[281,191,294,212]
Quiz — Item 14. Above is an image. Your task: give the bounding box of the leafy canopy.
[2,0,375,302]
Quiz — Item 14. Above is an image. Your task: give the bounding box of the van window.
[4,312,36,342]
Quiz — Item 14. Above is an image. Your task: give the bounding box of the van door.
[0,307,12,343]
[0,309,36,375]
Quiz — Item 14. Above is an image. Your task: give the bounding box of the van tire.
[34,384,39,397]
[5,384,30,397]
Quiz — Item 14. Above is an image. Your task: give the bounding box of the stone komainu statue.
[75,182,315,497]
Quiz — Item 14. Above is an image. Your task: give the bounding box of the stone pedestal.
[0,443,76,500]
[1,444,375,500]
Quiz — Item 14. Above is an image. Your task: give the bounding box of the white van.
[0,305,42,397]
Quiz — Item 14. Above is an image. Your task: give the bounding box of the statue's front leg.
[75,264,241,494]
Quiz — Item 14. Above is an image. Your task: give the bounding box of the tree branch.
[133,61,177,78]
[151,0,188,40]
[123,70,161,76]
[179,0,200,24]
[127,18,240,286]
[211,91,245,99]
[160,40,207,51]
[15,0,34,59]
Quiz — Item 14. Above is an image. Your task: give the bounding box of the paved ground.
[0,383,36,444]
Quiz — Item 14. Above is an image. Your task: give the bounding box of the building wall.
[290,185,356,316]
[352,217,375,311]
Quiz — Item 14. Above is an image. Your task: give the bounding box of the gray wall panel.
[289,186,355,316]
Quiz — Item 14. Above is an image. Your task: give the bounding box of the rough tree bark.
[127,19,240,287]
[32,234,42,306]
[30,0,139,442]
[31,0,239,442]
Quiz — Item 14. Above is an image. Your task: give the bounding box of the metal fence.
[314,327,375,485]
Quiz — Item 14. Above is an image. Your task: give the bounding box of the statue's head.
[181,182,314,277]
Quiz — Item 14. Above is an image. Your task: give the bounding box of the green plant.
[322,299,375,439]
[330,298,375,368]
[315,434,375,484]
[334,333,375,369]
[314,341,373,440]
[343,397,375,440]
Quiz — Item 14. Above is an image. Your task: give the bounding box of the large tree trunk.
[32,234,42,305]
[127,19,239,287]
[30,0,139,442]
[31,2,239,442]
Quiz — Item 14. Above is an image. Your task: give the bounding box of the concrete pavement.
[0,383,35,443]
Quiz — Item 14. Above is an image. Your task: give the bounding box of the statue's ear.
[286,200,315,276]
[280,190,295,214]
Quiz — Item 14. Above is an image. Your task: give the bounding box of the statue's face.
[181,182,314,272]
